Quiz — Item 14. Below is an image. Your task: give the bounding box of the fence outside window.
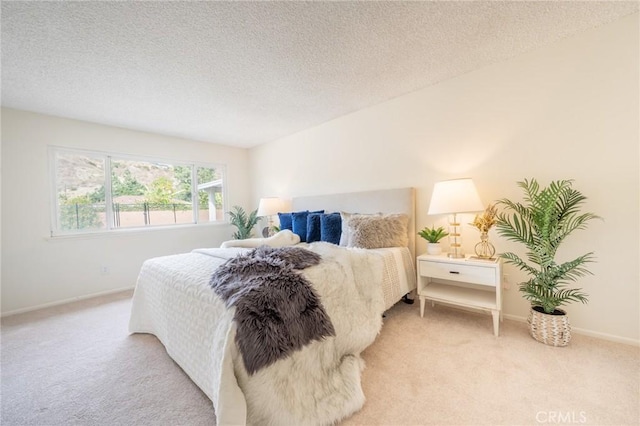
[59,202,224,230]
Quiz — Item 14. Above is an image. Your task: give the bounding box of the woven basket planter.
[527,306,571,347]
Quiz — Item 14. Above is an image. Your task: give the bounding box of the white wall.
[1,108,251,314]
[249,14,640,343]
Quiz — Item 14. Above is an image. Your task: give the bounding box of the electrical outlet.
[503,274,510,290]
[100,266,110,275]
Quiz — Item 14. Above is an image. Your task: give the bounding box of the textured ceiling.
[2,1,638,148]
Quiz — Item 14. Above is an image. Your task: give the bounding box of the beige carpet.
[1,290,638,425]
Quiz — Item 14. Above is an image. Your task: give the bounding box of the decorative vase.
[474,231,496,259]
[528,306,571,347]
[426,243,442,255]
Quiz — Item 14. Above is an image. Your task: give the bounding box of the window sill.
[46,221,230,241]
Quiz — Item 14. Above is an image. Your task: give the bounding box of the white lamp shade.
[427,178,484,215]
[257,197,287,217]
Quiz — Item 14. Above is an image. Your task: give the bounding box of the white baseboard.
[1,286,135,318]
[429,304,639,346]
[502,313,639,347]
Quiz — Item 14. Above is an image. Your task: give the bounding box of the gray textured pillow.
[339,211,381,246]
[347,213,409,249]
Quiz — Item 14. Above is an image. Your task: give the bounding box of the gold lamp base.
[447,214,465,258]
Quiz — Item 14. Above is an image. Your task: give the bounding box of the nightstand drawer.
[418,260,496,286]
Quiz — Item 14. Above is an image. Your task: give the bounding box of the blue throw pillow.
[291,211,310,242]
[278,212,293,231]
[292,210,324,243]
[320,213,342,245]
[306,213,322,243]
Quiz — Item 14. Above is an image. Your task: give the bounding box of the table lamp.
[427,178,484,258]
[257,197,287,237]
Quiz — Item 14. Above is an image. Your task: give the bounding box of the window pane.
[51,147,226,235]
[55,152,106,231]
[111,159,194,228]
[197,166,224,222]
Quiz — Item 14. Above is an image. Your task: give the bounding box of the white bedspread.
[129,242,415,425]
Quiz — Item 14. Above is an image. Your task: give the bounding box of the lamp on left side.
[257,197,287,237]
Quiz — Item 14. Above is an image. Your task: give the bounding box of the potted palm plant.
[228,206,259,239]
[495,179,600,346]
[418,225,449,255]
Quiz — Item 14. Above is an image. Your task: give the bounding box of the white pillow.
[220,229,301,248]
[338,211,354,246]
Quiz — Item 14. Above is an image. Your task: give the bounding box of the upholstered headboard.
[291,187,416,258]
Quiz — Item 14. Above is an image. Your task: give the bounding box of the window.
[50,147,226,235]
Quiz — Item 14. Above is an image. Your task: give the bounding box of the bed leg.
[402,293,414,305]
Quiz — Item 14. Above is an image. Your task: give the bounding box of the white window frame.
[48,146,228,237]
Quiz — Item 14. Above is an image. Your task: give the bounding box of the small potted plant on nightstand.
[418,225,449,255]
[495,179,601,347]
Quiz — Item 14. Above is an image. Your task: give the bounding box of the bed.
[128,188,417,425]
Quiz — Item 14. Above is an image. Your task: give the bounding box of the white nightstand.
[417,254,502,336]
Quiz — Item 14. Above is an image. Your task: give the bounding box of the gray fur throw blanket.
[209,246,335,374]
